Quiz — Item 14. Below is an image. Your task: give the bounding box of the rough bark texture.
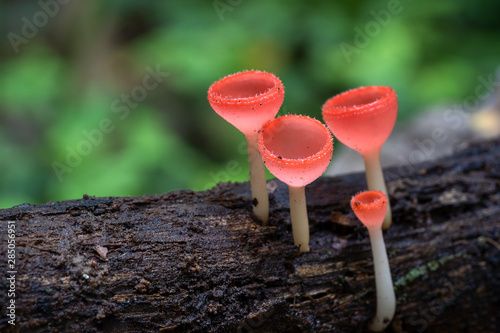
[1,139,499,333]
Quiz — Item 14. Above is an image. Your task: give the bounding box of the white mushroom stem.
[366,226,396,332]
[288,185,310,252]
[246,132,269,225]
[363,150,392,230]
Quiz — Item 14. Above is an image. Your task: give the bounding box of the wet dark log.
[1,139,499,333]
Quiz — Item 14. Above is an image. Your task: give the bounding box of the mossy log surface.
[1,139,499,333]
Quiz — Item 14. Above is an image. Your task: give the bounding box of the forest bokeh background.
[1,0,499,208]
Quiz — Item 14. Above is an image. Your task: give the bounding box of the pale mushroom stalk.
[363,150,392,230]
[246,132,269,224]
[366,226,396,332]
[288,185,309,252]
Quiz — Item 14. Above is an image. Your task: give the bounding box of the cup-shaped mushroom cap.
[258,115,333,187]
[351,190,388,229]
[322,86,397,155]
[208,70,284,135]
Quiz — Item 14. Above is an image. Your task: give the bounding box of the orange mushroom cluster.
[208,72,398,252]
[209,71,399,329]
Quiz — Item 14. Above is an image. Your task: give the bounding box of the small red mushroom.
[323,86,397,229]
[351,190,396,332]
[208,70,285,224]
[258,115,333,251]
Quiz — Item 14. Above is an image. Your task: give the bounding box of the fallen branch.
[1,139,499,332]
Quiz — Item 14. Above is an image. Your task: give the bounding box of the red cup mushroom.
[258,115,333,251]
[322,86,397,229]
[351,190,396,332]
[208,70,285,225]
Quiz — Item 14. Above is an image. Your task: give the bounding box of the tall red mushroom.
[258,115,333,251]
[208,70,284,225]
[322,86,397,229]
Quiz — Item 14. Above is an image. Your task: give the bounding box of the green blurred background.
[0,0,499,208]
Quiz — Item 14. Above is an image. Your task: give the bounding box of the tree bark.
[1,139,499,333]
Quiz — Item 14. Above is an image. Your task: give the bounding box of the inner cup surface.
[214,76,275,99]
[329,89,387,109]
[263,118,328,160]
[355,191,384,206]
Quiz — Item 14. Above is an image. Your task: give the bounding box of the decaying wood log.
[1,139,499,332]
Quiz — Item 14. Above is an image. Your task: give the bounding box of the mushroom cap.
[350,190,388,229]
[258,115,333,187]
[208,70,284,136]
[322,86,397,155]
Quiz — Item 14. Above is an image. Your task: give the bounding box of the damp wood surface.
[1,139,499,333]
